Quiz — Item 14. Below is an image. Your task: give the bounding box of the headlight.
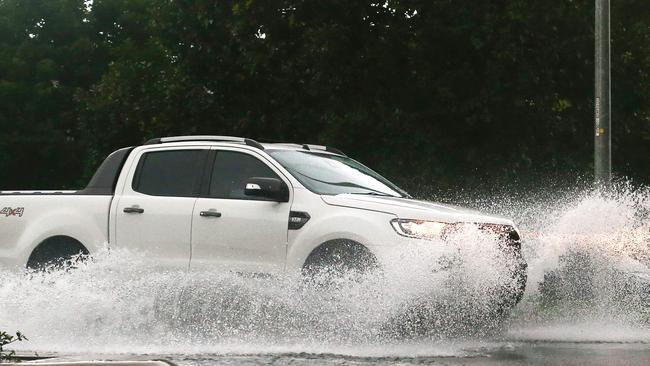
[391,219,453,239]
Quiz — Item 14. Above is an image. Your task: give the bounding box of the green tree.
[0,0,101,189]
[1,1,649,192]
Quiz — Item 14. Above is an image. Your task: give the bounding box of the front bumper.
[377,222,528,306]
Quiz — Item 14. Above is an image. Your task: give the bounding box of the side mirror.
[244,177,289,202]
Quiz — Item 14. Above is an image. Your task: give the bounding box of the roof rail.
[301,144,346,156]
[144,135,264,150]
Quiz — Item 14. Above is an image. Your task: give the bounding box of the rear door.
[190,148,292,273]
[113,147,209,268]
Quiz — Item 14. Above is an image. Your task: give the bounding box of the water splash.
[496,183,650,342]
[0,184,649,356]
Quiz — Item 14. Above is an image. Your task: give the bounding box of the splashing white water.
[499,184,650,342]
[0,185,649,356]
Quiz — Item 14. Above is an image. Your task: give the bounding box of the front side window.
[133,150,207,197]
[267,150,407,197]
[209,151,281,200]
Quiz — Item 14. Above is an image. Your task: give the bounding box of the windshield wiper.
[348,191,397,197]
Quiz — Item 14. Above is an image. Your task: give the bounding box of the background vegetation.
[0,330,26,361]
[1,0,649,195]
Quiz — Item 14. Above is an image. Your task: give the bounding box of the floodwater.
[1,185,649,365]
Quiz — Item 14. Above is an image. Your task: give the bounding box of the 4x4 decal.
[1,207,24,217]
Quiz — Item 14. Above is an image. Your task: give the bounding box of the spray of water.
[0,183,648,356]
[496,183,650,342]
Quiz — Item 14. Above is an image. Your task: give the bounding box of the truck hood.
[321,194,514,226]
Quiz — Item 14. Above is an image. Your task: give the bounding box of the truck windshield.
[267,150,407,197]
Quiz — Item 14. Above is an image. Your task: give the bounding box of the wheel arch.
[299,238,382,282]
[303,238,374,263]
[301,238,379,271]
[26,235,89,269]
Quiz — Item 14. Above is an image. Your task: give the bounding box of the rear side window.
[209,151,280,200]
[133,150,207,197]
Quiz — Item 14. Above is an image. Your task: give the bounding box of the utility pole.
[594,0,612,185]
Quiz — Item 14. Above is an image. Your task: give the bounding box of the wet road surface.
[173,342,650,366]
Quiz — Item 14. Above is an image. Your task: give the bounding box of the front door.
[191,149,291,273]
[114,147,209,268]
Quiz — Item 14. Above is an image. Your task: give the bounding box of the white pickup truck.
[0,135,526,306]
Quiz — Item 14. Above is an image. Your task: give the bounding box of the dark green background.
[1,0,648,195]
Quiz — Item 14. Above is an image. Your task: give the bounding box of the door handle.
[123,206,144,214]
[200,210,222,218]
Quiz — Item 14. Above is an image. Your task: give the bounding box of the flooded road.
[2,185,649,365]
[173,343,650,366]
[21,342,650,366]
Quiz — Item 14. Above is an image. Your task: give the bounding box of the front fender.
[285,207,398,272]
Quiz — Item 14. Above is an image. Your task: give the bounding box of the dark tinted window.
[133,150,206,197]
[209,151,280,200]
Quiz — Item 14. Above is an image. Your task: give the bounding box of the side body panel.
[0,195,111,268]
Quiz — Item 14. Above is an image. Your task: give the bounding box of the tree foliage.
[1,0,649,192]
